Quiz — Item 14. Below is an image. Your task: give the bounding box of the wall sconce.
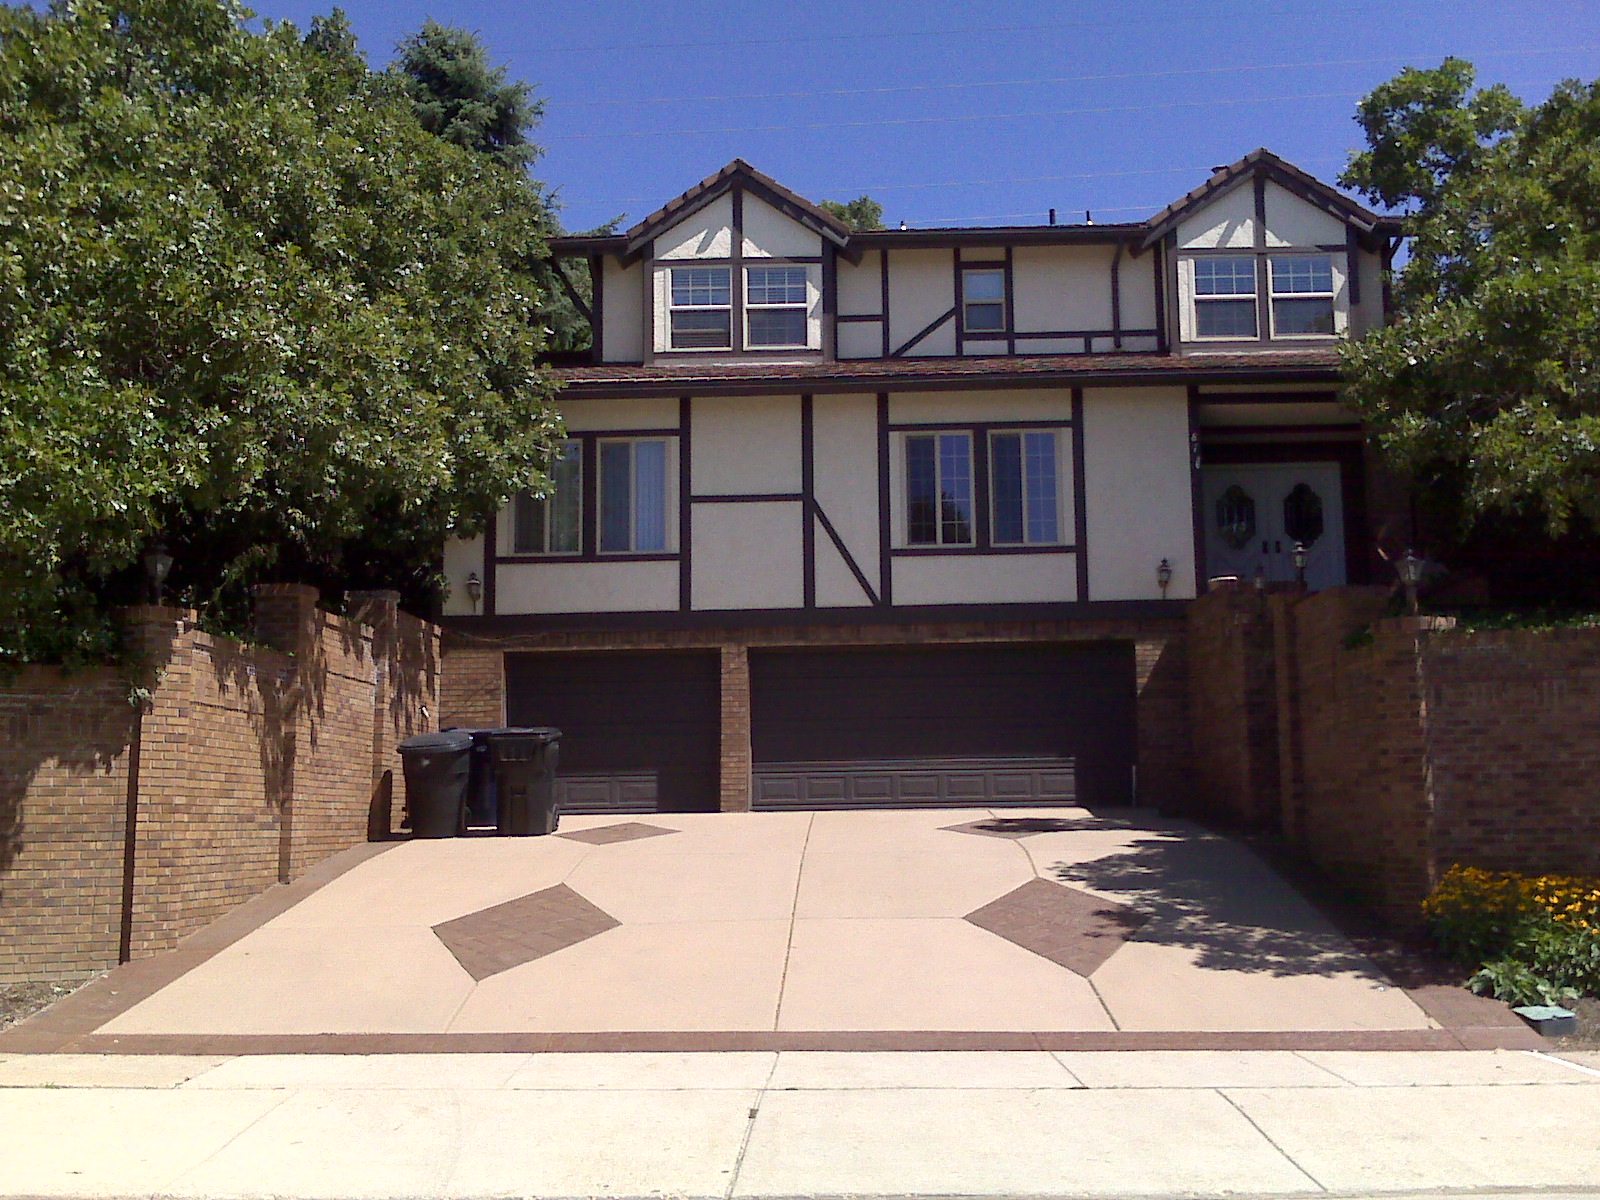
[1396,549,1424,615]
[1291,542,1309,591]
[1156,558,1173,599]
[465,572,483,613]
[143,539,174,605]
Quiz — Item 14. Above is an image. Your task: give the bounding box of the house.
[438,149,1405,815]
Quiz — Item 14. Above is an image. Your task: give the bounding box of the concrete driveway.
[9,804,1529,1054]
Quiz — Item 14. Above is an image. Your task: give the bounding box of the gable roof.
[619,158,853,259]
[1140,148,1392,248]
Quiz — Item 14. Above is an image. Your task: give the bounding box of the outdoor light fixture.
[1292,542,1309,591]
[1156,558,1173,598]
[143,539,174,605]
[1396,549,1424,615]
[465,572,483,613]
[1253,564,1267,594]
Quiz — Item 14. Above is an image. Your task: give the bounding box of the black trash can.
[487,727,562,836]
[397,729,474,838]
[460,729,499,830]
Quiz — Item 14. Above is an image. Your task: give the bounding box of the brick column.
[1133,628,1190,813]
[349,590,401,841]
[251,583,320,655]
[719,644,752,812]
[439,644,505,729]
[251,584,319,882]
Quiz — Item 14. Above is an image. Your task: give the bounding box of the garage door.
[749,644,1135,809]
[505,650,720,814]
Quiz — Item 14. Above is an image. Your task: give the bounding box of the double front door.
[1200,462,1346,590]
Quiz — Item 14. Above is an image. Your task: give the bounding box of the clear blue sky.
[254,0,1600,232]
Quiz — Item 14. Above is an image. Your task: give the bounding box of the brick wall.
[0,590,439,983]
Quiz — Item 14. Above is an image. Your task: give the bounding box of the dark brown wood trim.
[1200,423,1363,438]
[1071,388,1089,603]
[1109,244,1123,350]
[588,427,684,439]
[1253,176,1271,344]
[1346,223,1363,307]
[730,189,745,354]
[1010,328,1159,341]
[973,428,992,551]
[498,552,681,565]
[483,510,498,616]
[836,313,885,323]
[1187,385,1207,592]
[691,492,805,503]
[821,246,837,360]
[641,240,655,365]
[580,438,598,558]
[801,393,816,608]
[877,392,892,605]
[589,254,604,364]
[1192,390,1341,405]
[888,418,1076,433]
[880,248,892,357]
[678,396,692,610]
[891,306,957,358]
[1154,237,1170,352]
[890,543,1077,558]
[1004,245,1016,356]
[813,502,881,606]
[952,247,963,350]
[117,706,143,964]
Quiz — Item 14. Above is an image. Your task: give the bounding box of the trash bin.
[460,729,498,830]
[487,727,562,836]
[397,729,474,838]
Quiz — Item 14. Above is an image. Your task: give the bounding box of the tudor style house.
[439,149,1404,816]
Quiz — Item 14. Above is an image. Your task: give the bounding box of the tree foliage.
[0,0,563,663]
[820,195,885,232]
[1340,60,1600,535]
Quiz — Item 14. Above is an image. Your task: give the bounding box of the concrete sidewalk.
[2,1049,1599,1198]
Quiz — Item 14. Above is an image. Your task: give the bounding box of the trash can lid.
[399,729,475,753]
[486,726,561,742]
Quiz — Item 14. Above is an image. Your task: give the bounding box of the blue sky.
[254,0,1600,232]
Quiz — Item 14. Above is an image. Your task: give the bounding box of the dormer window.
[1193,257,1258,338]
[669,267,732,349]
[1269,255,1335,336]
[962,269,1007,333]
[746,265,808,347]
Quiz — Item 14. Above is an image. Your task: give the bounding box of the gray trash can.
[487,727,562,836]
[398,729,474,838]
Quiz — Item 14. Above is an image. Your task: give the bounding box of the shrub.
[1423,865,1600,1000]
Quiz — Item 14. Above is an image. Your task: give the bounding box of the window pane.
[671,309,731,349]
[1196,298,1258,338]
[1194,257,1257,296]
[991,433,1024,544]
[599,441,632,552]
[938,433,973,544]
[965,301,1005,332]
[1025,431,1059,544]
[633,440,667,551]
[670,267,730,306]
[964,270,1005,301]
[748,308,807,346]
[906,435,938,545]
[1273,296,1335,335]
[1270,255,1333,294]
[747,266,806,305]
[549,442,581,553]
[512,490,545,554]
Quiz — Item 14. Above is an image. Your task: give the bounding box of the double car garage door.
[505,643,1135,813]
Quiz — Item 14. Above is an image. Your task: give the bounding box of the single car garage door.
[749,643,1135,809]
[505,650,720,814]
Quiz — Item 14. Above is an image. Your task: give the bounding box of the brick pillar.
[719,644,752,812]
[438,644,505,729]
[251,584,319,881]
[251,583,320,655]
[349,590,401,841]
[1133,628,1190,812]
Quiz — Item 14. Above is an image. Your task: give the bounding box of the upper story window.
[669,267,731,349]
[962,268,1007,332]
[1269,255,1335,336]
[599,438,671,553]
[1193,257,1258,338]
[512,440,581,555]
[905,433,975,546]
[746,265,808,347]
[989,431,1060,545]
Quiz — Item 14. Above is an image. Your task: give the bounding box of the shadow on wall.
[1050,821,1388,981]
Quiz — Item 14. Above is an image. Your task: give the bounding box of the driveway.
[7,804,1509,1052]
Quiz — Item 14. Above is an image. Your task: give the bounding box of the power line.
[547,45,1599,110]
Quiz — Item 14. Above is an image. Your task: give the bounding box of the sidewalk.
[3,1048,1599,1198]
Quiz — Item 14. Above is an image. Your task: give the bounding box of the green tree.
[820,195,886,232]
[0,0,563,663]
[1340,60,1600,537]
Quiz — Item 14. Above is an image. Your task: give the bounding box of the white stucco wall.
[1081,386,1195,600]
[741,194,822,258]
[690,501,805,610]
[836,323,881,359]
[835,252,882,315]
[1263,183,1346,247]
[655,193,734,259]
[689,395,802,495]
[560,396,681,433]
[887,249,956,356]
[889,389,1074,425]
[495,561,679,613]
[812,393,881,600]
[815,533,874,607]
[1176,182,1256,249]
[1010,245,1114,334]
[441,533,484,616]
[1349,246,1385,336]
[600,257,644,362]
[893,554,1078,606]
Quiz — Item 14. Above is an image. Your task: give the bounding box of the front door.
[1201,462,1346,589]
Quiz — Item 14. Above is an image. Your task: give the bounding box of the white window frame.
[961,268,1007,334]
[901,431,976,547]
[1268,253,1337,339]
[667,266,732,351]
[988,429,1065,546]
[1190,255,1260,341]
[510,439,582,556]
[596,437,676,555]
[744,264,809,349]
